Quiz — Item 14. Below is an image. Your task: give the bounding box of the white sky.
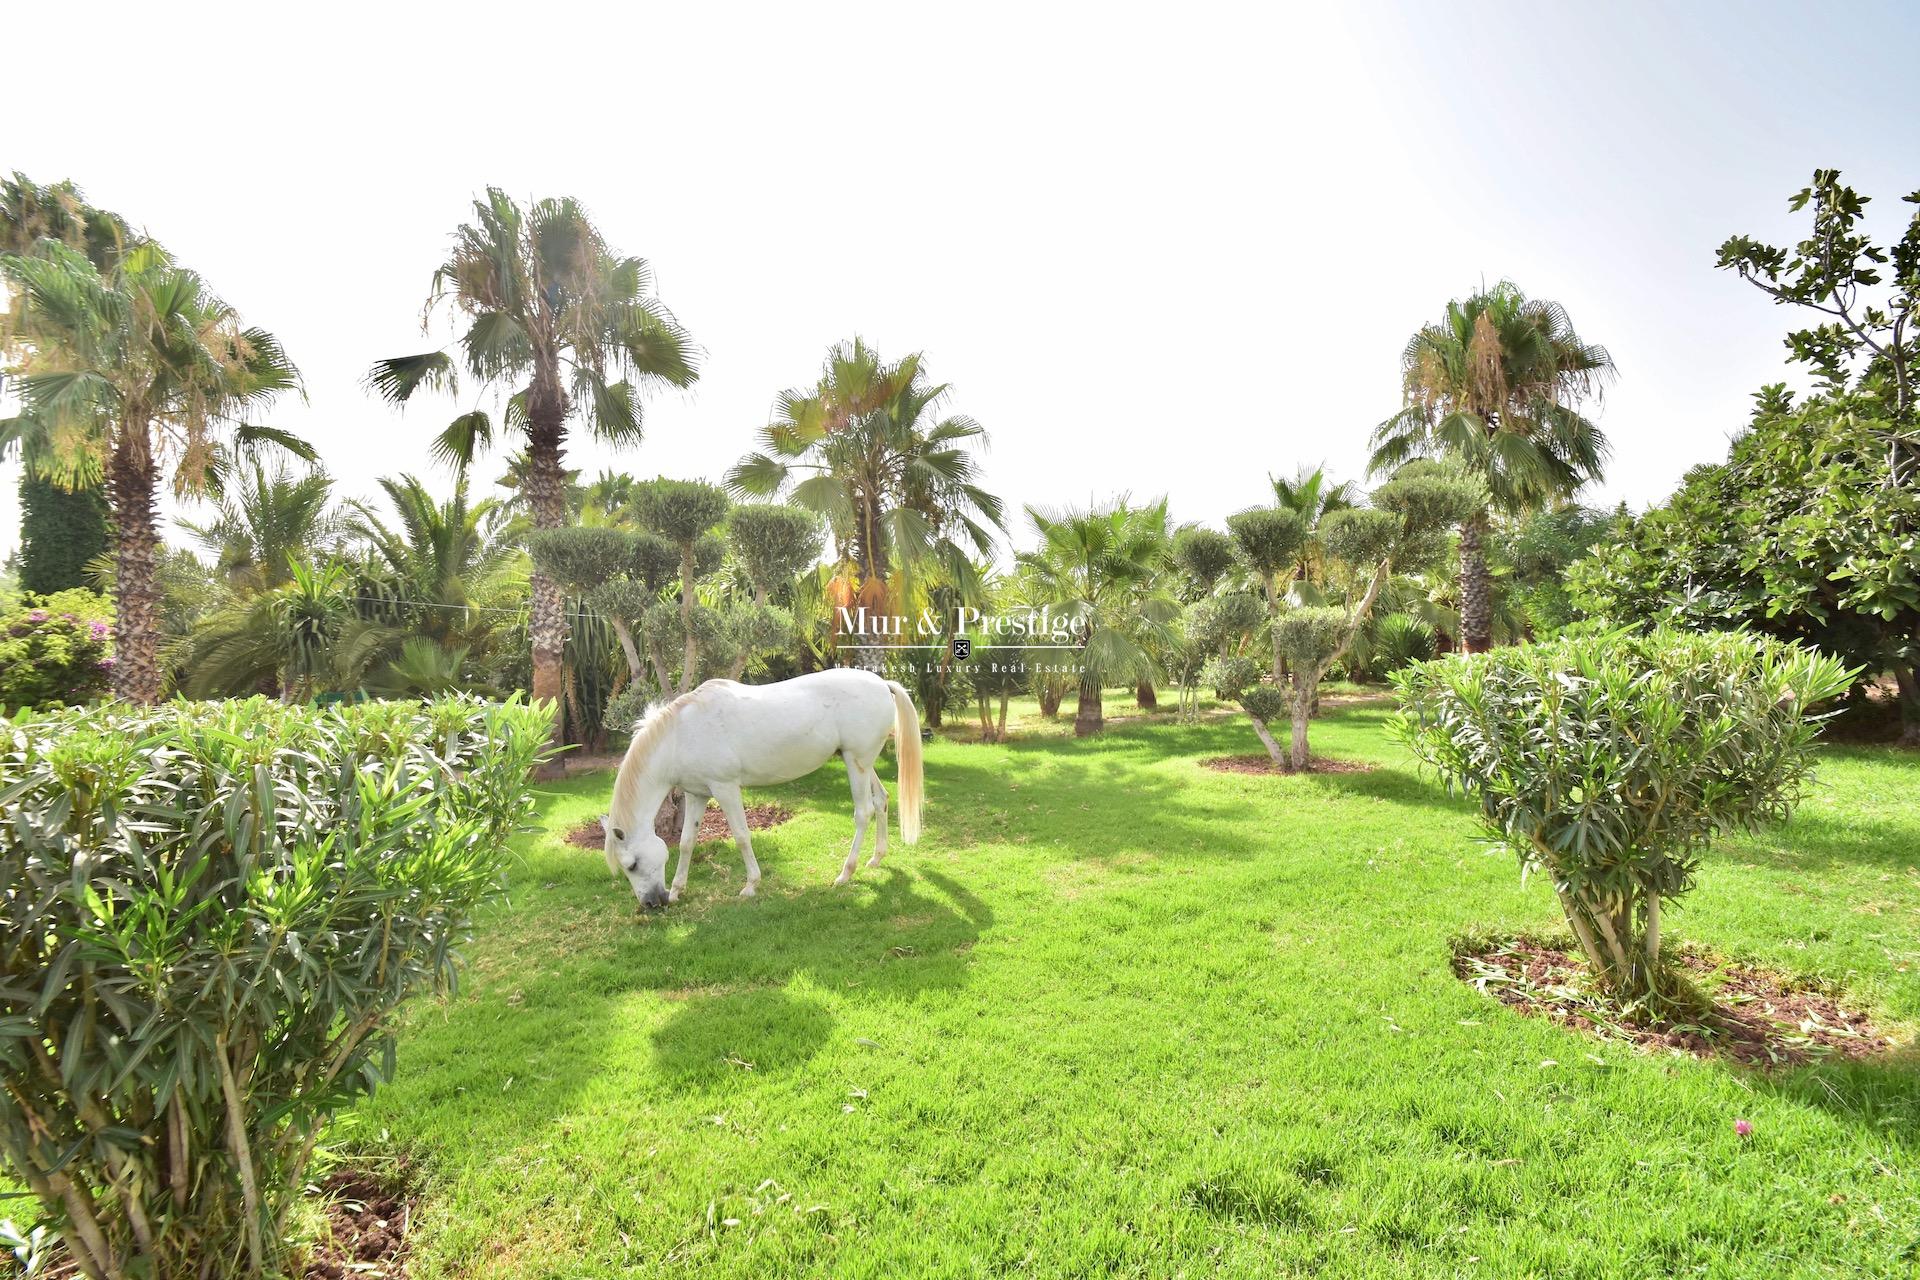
[3,0,1915,564]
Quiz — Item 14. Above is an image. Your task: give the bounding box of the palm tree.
[0,240,303,700]
[1368,281,1613,652]
[1017,499,1178,736]
[346,473,513,645]
[179,460,338,591]
[370,190,698,764]
[726,338,1002,654]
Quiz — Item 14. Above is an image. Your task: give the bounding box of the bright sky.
[3,0,1915,564]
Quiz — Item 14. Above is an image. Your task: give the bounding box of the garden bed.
[566,803,792,848]
[1453,935,1890,1069]
[303,1168,414,1279]
[1201,753,1375,775]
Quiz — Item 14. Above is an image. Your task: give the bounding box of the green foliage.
[1391,629,1852,1004]
[1317,507,1397,570]
[17,474,109,594]
[0,596,113,710]
[1187,593,1265,653]
[1372,612,1437,673]
[1571,387,1920,739]
[1715,169,1919,428]
[634,478,730,546]
[1226,507,1307,582]
[1236,684,1288,726]
[1371,462,1485,570]
[527,525,635,593]
[1171,526,1237,593]
[1201,654,1261,699]
[726,504,825,600]
[0,695,552,1279]
[1272,606,1350,669]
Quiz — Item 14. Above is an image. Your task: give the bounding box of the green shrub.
[1390,630,1851,1006]
[1374,612,1437,672]
[0,695,552,1280]
[0,596,114,712]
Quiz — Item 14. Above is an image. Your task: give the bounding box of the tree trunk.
[1457,511,1492,655]
[677,544,698,694]
[1896,663,1920,747]
[997,693,1010,741]
[1073,675,1103,736]
[1249,715,1286,767]
[105,430,164,703]
[1039,684,1061,718]
[1288,680,1312,771]
[1135,679,1157,710]
[523,406,571,779]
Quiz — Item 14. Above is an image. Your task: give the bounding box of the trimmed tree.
[1391,630,1851,1008]
[17,473,109,594]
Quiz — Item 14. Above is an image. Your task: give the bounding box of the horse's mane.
[610,687,704,831]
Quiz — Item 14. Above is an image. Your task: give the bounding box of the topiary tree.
[634,478,731,695]
[1390,629,1852,1007]
[1226,507,1307,680]
[725,503,824,606]
[1171,526,1237,599]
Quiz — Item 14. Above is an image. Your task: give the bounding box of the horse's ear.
[611,826,626,842]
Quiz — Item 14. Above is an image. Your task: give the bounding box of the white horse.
[602,668,924,907]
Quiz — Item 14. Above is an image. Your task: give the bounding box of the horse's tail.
[887,680,923,844]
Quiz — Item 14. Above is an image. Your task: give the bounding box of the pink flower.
[1734,1119,1753,1138]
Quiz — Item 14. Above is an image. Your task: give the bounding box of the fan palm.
[726,338,1002,651]
[369,190,697,760]
[0,240,304,700]
[347,474,512,641]
[1368,281,1613,652]
[179,459,338,591]
[1016,499,1178,736]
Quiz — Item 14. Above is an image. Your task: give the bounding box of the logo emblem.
[952,636,971,660]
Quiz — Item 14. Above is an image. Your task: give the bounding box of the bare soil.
[304,1168,413,1279]
[1200,753,1376,776]
[1454,936,1891,1069]
[567,803,793,848]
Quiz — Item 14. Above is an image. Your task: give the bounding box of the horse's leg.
[668,791,705,903]
[865,766,888,869]
[835,750,872,887]
[711,783,761,898]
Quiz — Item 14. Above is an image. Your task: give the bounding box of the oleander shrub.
[0,597,114,712]
[0,695,552,1280]
[1390,629,1851,1008]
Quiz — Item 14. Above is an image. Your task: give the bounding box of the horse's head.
[604,815,670,909]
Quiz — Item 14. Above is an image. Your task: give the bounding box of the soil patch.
[305,1168,413,1279]
[566,803,793,848]
[1201,754,1376,776]
[1454,936,1891,1069]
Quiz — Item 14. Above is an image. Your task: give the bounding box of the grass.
[348,695,1920,1278]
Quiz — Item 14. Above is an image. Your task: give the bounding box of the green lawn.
[349,697,1919,1278]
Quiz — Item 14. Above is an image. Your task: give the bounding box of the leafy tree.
[1573,387,1920,743]
[635,478,731,694]
[1392,630,1851,1008]
[1270,464,1358,586]
[370,190,698,764]
[1369,281,1614,652]
[1170,525,1236,598]
[1017,499,1177,736]
[17,472,109,593]
[179,459,338,591]
[726,503,825,605]
[727,338,1003,654]
[0,240,304,701]
[1715,169,1918,470]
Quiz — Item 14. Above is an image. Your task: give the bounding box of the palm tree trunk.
[523,412,570,778]
[105,430,164,703]
[1073,674,1103,736]
[1457,511,1493,655]
[1135,679,1157,710]
[1039,683,1061,718]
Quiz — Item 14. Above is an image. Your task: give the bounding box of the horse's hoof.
[833,872,853,887]
[740,883,758,898]
[865,857,883,868]
[667,889,681,904]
